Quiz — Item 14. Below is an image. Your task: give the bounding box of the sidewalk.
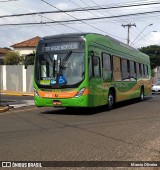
[0,90,34,113]
[0,104,9,113]
[1,90,34,96]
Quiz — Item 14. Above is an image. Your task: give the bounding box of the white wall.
[14,47,35,56]
[0,65,34,92]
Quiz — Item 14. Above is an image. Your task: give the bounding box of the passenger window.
[102,53,112,81]
[122,59,130,81]
[139,63,142,75]
[113,56,122,81]
[89,57,93,78]
[93,56,101,77]
[141,64,144,77]
[130,61,137,81]
[102,53,111,71]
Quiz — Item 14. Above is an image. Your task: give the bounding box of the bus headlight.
[74,87,86,98]
[34,88,40,98]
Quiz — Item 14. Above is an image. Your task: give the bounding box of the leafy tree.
[25,52,35,65]
[139,45,160,69]
[4,51,21,65]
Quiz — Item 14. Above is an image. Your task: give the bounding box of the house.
[0,48,10,64]
[152,66,160,84]
[11,36,40,56]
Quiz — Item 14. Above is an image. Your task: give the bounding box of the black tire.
[139,87,144,101]
[107,90,115,110]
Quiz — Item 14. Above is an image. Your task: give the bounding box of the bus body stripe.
[38,89,89,99]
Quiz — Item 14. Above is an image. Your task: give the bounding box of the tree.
[25,51,35,65]
[139,45,160,69]
[4,51,22,65]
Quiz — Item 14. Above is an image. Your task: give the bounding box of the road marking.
[9,100,34,108]
[3,107,38,114]
[11,107,38,113]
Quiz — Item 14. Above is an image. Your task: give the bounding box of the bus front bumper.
[34,95,89,107]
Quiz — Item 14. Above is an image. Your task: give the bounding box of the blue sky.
[0,0,160,48]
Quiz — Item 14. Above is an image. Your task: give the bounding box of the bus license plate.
[53,101,61,105]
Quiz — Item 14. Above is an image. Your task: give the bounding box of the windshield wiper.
[42,54,54,67]
[56,50,72,85]
[60,50,72,69]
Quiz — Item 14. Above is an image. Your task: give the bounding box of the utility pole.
[121,23,136,45]
[0,59,1,106]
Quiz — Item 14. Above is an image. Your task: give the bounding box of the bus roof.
[42,33,139,51]
[40,33,149,63]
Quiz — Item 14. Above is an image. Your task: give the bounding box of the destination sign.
[44,42,80,52]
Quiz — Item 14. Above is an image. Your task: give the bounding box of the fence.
[152,66,160,84]
[0,65,34,92]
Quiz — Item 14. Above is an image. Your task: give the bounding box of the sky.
[1,0,160,49]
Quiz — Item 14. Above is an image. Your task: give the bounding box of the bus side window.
[122,59,130,81]
[130,61,136,81]
[93,56,101,77]
[145,65,149,77]
[139,63,142,76]
[136,62,140,78]
[113,56,122,81]
[102,53,112,81]
[89,55,101,78]
[89,57,93,78]
[141,64,144,77]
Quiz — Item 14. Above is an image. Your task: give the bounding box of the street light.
[132,31,157,45]
[131,24,153,45]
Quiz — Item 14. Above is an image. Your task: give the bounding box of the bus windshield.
[35,51,85,87]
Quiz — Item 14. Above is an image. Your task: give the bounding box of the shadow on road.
[40,107,105,116]
[40,96,153,116]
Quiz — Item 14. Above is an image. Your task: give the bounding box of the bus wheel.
[139,87,144,101]
[107,90,115,110]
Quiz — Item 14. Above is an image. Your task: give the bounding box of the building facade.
[11,36,40,56]
[0,48,10,65]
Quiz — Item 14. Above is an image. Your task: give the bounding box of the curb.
[1,92,34,96]
[0,106,9,113]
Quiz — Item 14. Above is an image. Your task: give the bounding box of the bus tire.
[107,90,115,110]
[139,87,144,101]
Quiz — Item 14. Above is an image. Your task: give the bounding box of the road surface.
[0,95,160,169]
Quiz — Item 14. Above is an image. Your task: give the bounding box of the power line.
[68,0,111,32]
[0,0,18,2]
[131,24,153,45]
[41,0,110,35]
[68,0,100,20]
[1,9,160,26]
[1,1,160,18]
[88,0,129,35]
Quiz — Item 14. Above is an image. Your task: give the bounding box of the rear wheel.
[139,87,144,101]
[107,90,115,110]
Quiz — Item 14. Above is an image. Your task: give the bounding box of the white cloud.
[0,0,160,48]
[55,3,69,10]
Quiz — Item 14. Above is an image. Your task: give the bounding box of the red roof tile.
[11,36,40,48]
[0,48,10,54]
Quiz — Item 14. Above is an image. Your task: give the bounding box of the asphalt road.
[0,94,34,108]
[0,95,160,169]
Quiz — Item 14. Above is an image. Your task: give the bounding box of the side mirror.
[89,51,98,66]
[89,50,94,57]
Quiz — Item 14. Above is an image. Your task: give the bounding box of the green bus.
[33,33,151,109]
